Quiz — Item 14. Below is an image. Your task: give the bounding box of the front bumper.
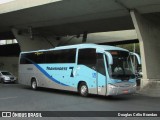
[107,84,136,96]
[3,79,16,83]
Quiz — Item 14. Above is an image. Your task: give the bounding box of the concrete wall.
[0,57,19,78]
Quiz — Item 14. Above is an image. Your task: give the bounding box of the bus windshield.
[107,50,135,80]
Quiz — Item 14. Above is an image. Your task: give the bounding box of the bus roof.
[21,43,128,54]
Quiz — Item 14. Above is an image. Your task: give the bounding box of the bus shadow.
[89,94,134,101]
[23,86,134,101]
[24,86,80,97]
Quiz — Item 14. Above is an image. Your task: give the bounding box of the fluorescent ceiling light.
[52,0,62,3]
[0,0,15,4]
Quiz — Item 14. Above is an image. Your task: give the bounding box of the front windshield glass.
[1,72,12,75]
[107,50,135,80]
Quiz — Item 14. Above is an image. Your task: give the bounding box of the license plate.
[123,90,128,94]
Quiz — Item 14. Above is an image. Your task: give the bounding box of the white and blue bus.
[19,44,141,96]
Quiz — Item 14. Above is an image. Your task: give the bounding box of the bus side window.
[20,53,36,64]
[78,48,96,69]
[45,49,76,63]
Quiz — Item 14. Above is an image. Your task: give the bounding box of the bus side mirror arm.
[130,52,141,65]
[105,52,113,65]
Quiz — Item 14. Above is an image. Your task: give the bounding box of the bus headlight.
[108,84,117,89]
[133,84,137,87]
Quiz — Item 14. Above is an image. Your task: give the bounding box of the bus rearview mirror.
[130,52,141,65]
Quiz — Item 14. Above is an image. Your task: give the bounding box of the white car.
[0,71,16,83]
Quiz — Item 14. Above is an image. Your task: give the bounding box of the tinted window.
[20,52,45,64]
[78,48,96,68]
[35,52,45,63]
[20,49,76,64]
[20,53,35,64]
[46,49,76,63]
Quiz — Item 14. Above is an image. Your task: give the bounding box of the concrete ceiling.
[0,0,160,39]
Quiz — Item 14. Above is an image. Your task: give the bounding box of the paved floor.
[0,83,160,120]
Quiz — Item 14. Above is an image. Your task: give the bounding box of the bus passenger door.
[96,53,107,95]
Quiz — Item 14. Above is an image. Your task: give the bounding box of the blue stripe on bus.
[23,57,69,86]
[34,64,69,86]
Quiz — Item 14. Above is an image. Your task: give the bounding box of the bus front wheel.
[79,82,88,97]
[31,79,37,90]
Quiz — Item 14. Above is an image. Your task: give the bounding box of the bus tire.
[31,79,38,90]
[79,82,88,97]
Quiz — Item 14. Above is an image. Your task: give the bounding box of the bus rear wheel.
[79,82,88,97]
[31,79,37,90]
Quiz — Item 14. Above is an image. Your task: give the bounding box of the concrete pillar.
[130,10,160,88]
[12,28,59,51]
